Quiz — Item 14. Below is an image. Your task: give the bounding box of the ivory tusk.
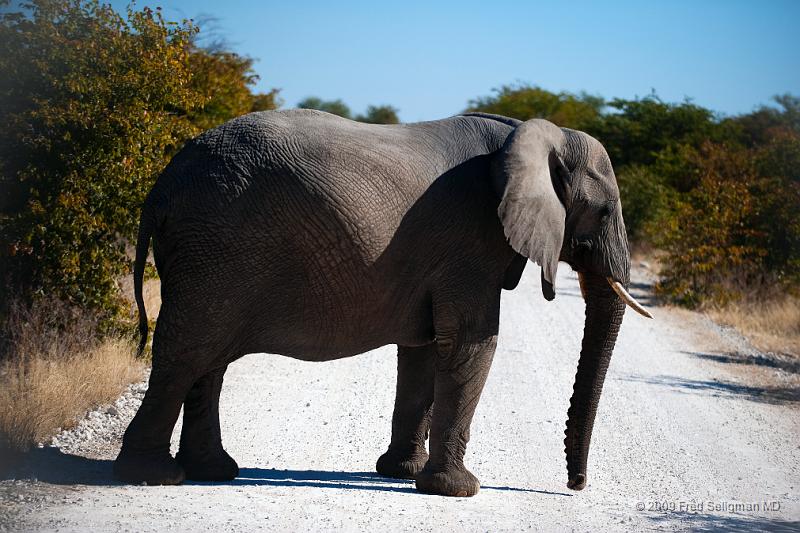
[606,278,654,319]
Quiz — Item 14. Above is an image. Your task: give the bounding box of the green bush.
[297,97,401,124]
[188,48,281,130]
[297,96,352,118]
[591,95,720,169]
[655,136,799,305]
[355,104,400,124]
[468,85,799,306]
[654,143,766,305]
[0,0,277,325]
[615,165,675,243]
[465,83,604,132]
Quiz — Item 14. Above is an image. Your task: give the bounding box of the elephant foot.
[113,448,186,485]
[415,463,480,497]
[376,448,428,480]
[567,473,587,491]
[176,448,239,482]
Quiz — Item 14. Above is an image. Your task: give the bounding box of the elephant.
[113,109,651,497]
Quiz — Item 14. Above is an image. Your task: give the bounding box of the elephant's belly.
[242,282,436,362]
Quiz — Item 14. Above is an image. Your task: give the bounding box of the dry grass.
[0,298,145,453]
[708,296,800,357]
[118,276,162,323]
[631,248,799,358]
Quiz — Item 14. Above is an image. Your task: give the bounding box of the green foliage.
[251,90,281,112]
[615,165,676,242]
[654,109,800,305]
[465,83,604,131]
[297,97,400,124]
[297,96,352,118]
[654,143,765,305]
[469,85,799,305]
[187,49,279,130]
[0,0,278,323]
[725,94,800,146]
[591,95,720,169]
[355,104,399,124]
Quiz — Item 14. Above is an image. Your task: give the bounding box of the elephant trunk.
[563,271,625,490]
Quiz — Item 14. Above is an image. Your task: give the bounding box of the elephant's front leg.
[376,343,436,479]
[415,335,497,497]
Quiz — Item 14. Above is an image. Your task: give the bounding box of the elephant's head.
[491,118,652,490]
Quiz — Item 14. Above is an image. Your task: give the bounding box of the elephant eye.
[599,204,612,222]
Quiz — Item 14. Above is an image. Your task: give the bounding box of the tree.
[724,94,800,147]
[251,90,281,112]
[0,0,279,322]
[654,142,766,305]
[356,105,400,124]
[592,95,720,172]
[297,96,352,118]
[465,84,604,132]
[187,48,279,130]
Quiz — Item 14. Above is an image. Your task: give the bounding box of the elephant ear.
[493,119,570,301]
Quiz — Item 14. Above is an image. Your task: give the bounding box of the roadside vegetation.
[0,0,276,452]
[297,97,400,124]
[468,85,799,356]
[0,297,143,453]
[0,0,796,452]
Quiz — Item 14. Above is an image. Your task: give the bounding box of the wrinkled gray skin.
[114,110,630,497]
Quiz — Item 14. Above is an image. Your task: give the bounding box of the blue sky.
[112,0,799,122]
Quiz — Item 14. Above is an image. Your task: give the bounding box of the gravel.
[2,266,798,532]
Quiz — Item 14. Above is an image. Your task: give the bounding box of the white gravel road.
[2,266,799,532]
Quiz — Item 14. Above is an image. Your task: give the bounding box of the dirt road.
[3,267,799,531]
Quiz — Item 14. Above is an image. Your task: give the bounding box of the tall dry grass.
[708,296,800,357]
[0,297,144,453]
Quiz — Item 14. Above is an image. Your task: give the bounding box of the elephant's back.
[149,110,468,264]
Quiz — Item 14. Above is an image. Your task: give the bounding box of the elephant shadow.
[209,467,572,496]
[1,447,118,486]
[217,468,419,493]
[2,448,571,496]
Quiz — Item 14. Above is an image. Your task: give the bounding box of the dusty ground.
[1,266,799,532]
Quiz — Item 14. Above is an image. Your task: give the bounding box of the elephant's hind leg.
[376,344,435,480]
[113,359,193,485]
[175,366,239,481]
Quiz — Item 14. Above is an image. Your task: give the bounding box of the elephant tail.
[134,206,155,357]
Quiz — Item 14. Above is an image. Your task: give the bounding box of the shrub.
[0,0,277,324]
[654,142,776,305]
[355,104,400,124]
[187,48,281,130]
[465,83,604,131]
[615,164,676,242]
[0,1,201,321]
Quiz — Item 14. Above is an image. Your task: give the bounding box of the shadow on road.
[645,510,800,532]
[2,451,571,497]
[626,281,660,307]
[1,447,118,486]
[220,468,418,494]
[212,468,573,496]
[686,350,800,375]
[619,374,800,405]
